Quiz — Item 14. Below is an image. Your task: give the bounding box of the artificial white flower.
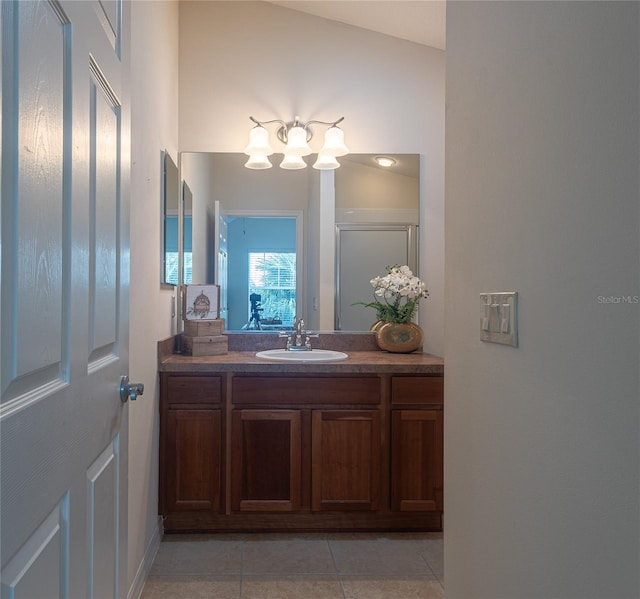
[354,264,429,324]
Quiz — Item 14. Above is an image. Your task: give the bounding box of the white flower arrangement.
[355,265,429,324]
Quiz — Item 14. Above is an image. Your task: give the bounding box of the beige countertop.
[158,333,444,375]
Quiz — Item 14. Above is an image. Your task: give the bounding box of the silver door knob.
[120,376,144,403]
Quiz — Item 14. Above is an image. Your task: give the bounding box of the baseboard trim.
[128,516,163,599]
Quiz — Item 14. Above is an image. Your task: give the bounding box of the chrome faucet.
[279,317,319,351]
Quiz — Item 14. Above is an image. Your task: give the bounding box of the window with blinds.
[248,252,296,325]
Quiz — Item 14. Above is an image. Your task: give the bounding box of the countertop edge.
[159,350,444,375]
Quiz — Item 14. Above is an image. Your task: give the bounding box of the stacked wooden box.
[181,284,228,356]
[182,318,228,356]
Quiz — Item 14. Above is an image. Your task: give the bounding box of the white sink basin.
[255,349,349,362]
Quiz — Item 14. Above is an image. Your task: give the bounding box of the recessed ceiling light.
[374,156,396,168]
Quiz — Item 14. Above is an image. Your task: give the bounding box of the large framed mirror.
[178,152,420,331]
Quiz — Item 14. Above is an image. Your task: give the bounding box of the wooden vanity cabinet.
[159,368,444,531]
[390,376,444,512]
[159,375,223,517]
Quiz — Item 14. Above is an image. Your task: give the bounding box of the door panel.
[1,1,130,597]
[0,496,69,598]
[231,410,301,512]
[391,410,444,512]
[167,409,222,512]
[311,410,381,512]
[95,0,120,54]
[89,58,121,365]
[87,438,120,598]
[1,0,69,406]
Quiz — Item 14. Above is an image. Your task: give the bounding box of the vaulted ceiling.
[267,1,446,50]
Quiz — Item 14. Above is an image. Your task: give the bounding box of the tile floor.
[142,532,444,599]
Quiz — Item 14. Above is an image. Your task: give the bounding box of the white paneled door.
[1,1,131,598]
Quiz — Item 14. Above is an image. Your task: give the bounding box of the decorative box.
[181,334,228,357]
[183,318,225,337]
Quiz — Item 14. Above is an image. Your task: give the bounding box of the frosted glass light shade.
[280,154,307,170]
[284,126,312,156]
[313,153,340,170]
[320,126,349,157]
[245,154,273,169]
[244,125,273,156]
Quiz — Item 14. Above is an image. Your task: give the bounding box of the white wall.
[178,0,445,355]
[128,1,179,596]
[445,2,640,597]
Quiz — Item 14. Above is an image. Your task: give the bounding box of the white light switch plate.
[480,292,518,347]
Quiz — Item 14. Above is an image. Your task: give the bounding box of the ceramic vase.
[374,322,423,353]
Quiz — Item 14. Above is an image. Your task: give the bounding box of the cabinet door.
[231,410,301,512]
[311,410,381,512]
[391,410,443,512]
[166,409,222,512]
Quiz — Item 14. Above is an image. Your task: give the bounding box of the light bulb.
[280,154,307,170]
[284,126,312,157]
[313,153,340,170]
[319,126,349,157]
[244,125,273,156]
[244,154,273,169]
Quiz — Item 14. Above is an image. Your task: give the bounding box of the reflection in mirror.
[335,154,420,331]
[180,152,305,331]
[336,224,418,331]
[162,151,179,285]
[179,152,419,331]
[228,217,297,331]
[182,182,193,284]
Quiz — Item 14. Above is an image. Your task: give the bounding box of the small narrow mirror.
[183,181,193,285]
[162,151,180,285]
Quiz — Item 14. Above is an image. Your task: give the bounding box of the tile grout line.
[420,548,440,582]
[239,536,245,598]
[422,547,445,591]
[420,540,445,589]
[326,536,347,599]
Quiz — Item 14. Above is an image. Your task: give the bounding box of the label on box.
[184,284,220,320]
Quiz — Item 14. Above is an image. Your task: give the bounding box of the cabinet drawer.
[166,375,222,405]
[391,376,443,406]
[233,376,381,405]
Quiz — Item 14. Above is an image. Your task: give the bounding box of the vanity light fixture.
[374,156,397,168]
[244,116,348,170]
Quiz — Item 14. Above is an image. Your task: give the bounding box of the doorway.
[225,215,301,331]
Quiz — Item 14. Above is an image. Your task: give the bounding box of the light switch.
[480,292,518,347]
